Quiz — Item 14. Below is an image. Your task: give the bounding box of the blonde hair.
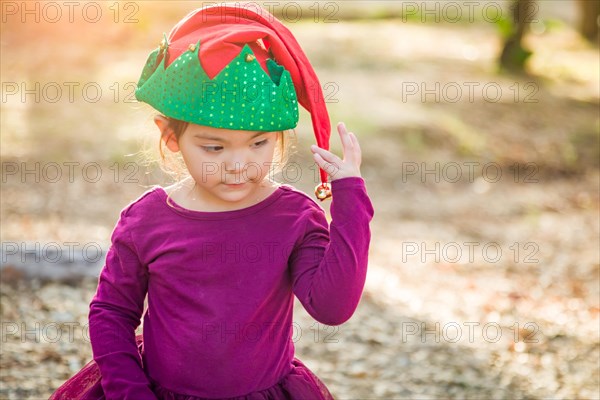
[140,115,298,187]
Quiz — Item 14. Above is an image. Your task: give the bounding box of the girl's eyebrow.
[193,131,267,143]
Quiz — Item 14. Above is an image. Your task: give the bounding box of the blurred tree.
[499,0,536,73]
[578,0,600,42]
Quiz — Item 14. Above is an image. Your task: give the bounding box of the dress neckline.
[154,184,287,220]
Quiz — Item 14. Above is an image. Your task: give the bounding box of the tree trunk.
[578,0,600,42]
[499,0,536,73]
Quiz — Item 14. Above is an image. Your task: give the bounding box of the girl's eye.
[253,139,268,148]
[201,140,266,152]
[201,146,223,152]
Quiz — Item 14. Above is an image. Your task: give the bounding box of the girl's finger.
[312,145,340,164]
[313,152,339,175]
[337,122,354,155]
[347,133,361,167]
[349,132,361,157]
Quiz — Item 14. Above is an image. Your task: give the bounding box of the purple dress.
[49,177,374,399]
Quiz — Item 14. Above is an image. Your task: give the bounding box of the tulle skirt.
[48,335,335,400]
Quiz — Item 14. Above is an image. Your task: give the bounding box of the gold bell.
[245,54,256,63]
[315,183,332,201]
[188,43,196,52]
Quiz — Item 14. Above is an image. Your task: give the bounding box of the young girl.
[50,4,374,399]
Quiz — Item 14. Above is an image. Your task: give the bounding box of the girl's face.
[175,123,279,207]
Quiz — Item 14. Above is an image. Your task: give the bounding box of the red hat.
[138,3,332,201]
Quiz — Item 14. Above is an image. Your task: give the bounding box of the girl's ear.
[154,115,180,153]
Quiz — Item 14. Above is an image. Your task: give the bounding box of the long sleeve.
[289,176,375,326]
[88,208,157,399]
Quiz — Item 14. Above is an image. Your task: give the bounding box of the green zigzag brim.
[135,40,300,132]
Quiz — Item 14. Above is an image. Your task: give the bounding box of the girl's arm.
[88,208,157,399]
[289,176,374,326]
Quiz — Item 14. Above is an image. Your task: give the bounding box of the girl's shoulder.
[120,185,165,218]
[277,183,326,215]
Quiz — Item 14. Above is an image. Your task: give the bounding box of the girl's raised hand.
[311,122,362,182]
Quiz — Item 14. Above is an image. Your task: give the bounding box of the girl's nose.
[223,150,248,173]
[224,161,242,173]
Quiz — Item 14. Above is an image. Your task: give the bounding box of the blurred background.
[1,1,598,398]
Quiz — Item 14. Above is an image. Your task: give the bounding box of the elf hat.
[135,3,332,201]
